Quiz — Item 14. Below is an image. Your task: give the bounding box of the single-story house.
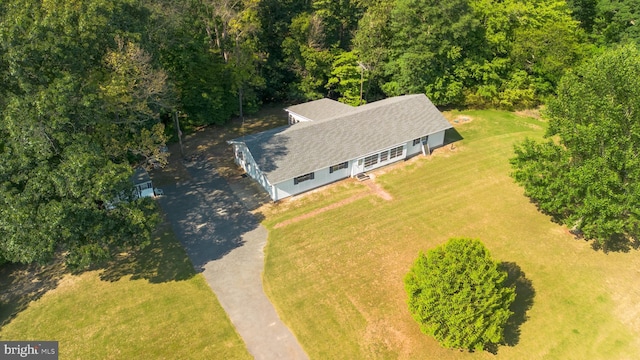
[228,94,453,201]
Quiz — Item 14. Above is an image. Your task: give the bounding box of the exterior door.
[351,158,365,176]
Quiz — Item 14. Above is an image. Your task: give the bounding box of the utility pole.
[235,36,245,128]
[358,62,368,106]
[173,111,184,157]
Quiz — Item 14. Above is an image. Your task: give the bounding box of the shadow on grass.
[501,262,535,347]
[0,219,194,329]
[589,232,640,253]
[443,127,464,147]
[0,256,68,329]
[524,199,640,254]
[98,219,195,283]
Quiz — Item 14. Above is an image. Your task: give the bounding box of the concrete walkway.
[157,158,309,360]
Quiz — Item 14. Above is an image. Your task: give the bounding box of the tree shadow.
[500,261,535,347]
[155,158,266,272]
[0,256,68,329]
[97,218,196,283]
[589,232,640,253]
[525,199,640,254]
[0,216,202,329]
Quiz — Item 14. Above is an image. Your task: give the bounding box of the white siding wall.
[406,130,447,157]
[406,138,423,157]
[234,144,276,200]
[273,163,351,200]
[287,112,313,124]
[427,130,445,150]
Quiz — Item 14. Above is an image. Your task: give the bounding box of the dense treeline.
[511,45,640,251]
[0,0,637,266]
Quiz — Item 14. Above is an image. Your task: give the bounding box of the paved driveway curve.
[157,158,309,360]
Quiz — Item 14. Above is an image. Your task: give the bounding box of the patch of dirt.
[273,177,393,229]
[362,319,412,359]
[152,106,288,186]
[364,175,393,201]
[450,115,473,125]
[274,192,369,229]
[516,107,543,119]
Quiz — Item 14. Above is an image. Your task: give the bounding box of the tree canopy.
[2,0,638,266]
[404,238,515,351]
[511,45,640,251]
[0,0,166,267]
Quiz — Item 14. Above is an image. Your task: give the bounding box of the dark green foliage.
[594,0,640,44]
[146,1,237,126]
[0,0,164,267]
[384,0,483,105]
[566,0,598,31]
[404,238,516,351]
[511,45,640,250]
[350,0,588,108]
[256,0,311,100]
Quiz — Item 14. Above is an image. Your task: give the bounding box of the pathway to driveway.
[157,157,309,360]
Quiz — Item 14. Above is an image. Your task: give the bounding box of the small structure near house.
[228,94,453,201]
[132,167,155,198]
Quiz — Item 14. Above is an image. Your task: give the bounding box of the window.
[413,138,421,146]
[421,136,428,143]
[380,150,389,162]
[330,162,348,173]
[136,181,153,192]
[364,154,379,167]
[389,146,403,159]
[294,172,314,185]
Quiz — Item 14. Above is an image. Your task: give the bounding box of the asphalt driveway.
[157,157,308,360]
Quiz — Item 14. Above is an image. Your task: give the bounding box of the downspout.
[421,142,431,156]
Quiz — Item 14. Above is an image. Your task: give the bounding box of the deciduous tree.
[0,0,164,267]
[405,238,515,351]
[511,45,640,250]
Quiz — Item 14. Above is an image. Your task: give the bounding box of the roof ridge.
[305,94,427,124]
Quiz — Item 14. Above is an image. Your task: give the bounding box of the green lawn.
[0,220,251,360]
[263,110,640,359]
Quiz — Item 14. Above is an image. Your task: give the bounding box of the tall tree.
[384,0,484,105]
[326,51,367,106]
[281,12,334,100]
[352,0,394,101]
[511,45,640,251]
[201,0,265,116]
[594,0,640,44]
[255,0,311,100]
[144,0,237,126]
[311,0,365,48]
[0,0,166,267]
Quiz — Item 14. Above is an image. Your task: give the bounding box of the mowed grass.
[263,110,640,359]
[0,220,251,360]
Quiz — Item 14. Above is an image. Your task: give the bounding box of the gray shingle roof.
[231,94,452,184]
[285,98,356,121]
